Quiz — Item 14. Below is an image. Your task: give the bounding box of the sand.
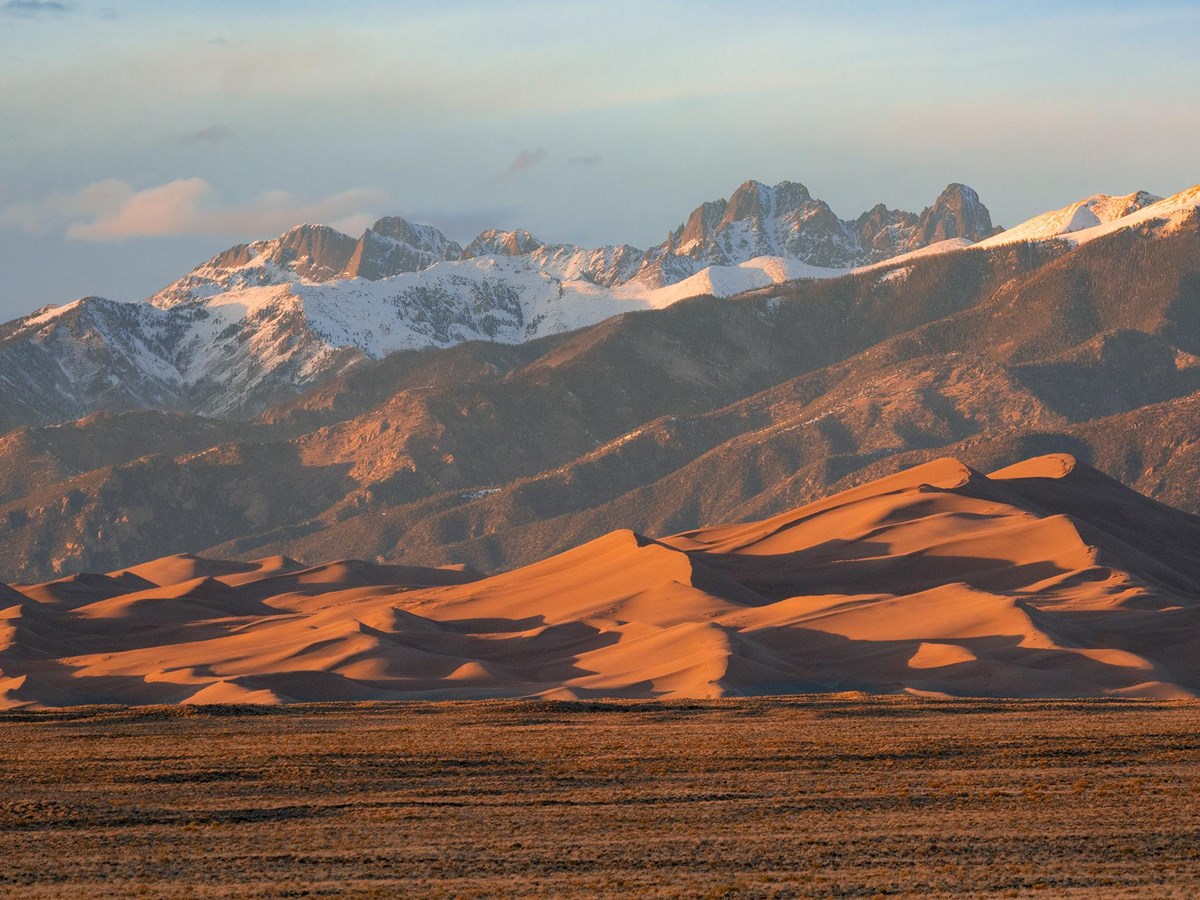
[2,453,1199,707]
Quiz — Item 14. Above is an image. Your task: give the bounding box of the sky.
[1,0,1198,319]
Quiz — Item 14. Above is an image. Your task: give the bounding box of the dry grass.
[2,697,1199,897]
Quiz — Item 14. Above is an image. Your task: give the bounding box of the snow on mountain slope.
[0,179,1006,423]
[643,237,981,306]
[977,189,1177,248]
[639,256,850,306]
[150,179,994,308]
[3,178,1193,427]
[150,218,465,308]
[0,234,973,424]
[292,255,651,354]
[0,298,182,428]
[462,229,652,288]
[1050,184,1200,247]
[0,260,662,420]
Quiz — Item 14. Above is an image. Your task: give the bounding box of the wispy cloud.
[0,179,128,234]
[0,178,389,241]
[506,147,547,175]
[177,125,234,144]
[567,155,601,168]
[2,0,72,16]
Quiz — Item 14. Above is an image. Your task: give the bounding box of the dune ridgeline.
[2,453,1198,707]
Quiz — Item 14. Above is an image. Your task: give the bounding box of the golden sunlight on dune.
[3,454,1198,707]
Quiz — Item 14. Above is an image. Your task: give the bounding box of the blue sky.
[0,0,1197,317]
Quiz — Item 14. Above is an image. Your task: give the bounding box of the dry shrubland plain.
[2,697,1199,898]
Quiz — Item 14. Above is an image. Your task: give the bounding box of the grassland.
[2,697,1199,897]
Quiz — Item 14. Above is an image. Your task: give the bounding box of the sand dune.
[110,553,265,587]
[2,453,1199,707]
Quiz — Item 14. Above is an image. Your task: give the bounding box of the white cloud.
[0,178,389,241]
[0,179,130,234]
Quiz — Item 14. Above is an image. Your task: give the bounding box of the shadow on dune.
[723,626,1192,698]
[694,541,1076,600]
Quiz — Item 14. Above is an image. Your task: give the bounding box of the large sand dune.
[3,454,1199,707]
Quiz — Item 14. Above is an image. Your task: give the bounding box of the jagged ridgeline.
[0,180,1196,582]
[0,181,995,427]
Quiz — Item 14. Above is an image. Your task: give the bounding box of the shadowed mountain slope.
[0,212,1198,581]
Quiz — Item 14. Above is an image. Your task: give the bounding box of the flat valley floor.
[2,698,1199,898]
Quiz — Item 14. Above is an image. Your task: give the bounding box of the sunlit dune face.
[3,453,1198,708]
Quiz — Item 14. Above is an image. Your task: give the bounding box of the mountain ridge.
[2,209,1199,582]
[0,177,996,430]
[1,178,1193,434]
[149,179,997,307]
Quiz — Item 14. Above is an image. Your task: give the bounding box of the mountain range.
[0,177,1197,592]
[3,452,1198,707]
[0,180,998,427]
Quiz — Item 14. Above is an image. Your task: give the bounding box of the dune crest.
[2,454,1199,707]
[989,453,1079,481]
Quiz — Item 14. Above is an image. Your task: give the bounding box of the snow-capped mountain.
[977,189,1178,248]
[2,178,1195,429]
[149,218,465,307]
[644,180,995,285]
[147,180,997,310]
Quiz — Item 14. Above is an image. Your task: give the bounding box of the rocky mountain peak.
[668,180,814,254]
[671,199,726,253]
[656,179,995,270]
[918,183,996,243]
[340,217,462,281]
[461,229,544,259]
[270,224,359,281]
[367,216,462,255]
[721,179,813,227]
[205,242,257,272]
